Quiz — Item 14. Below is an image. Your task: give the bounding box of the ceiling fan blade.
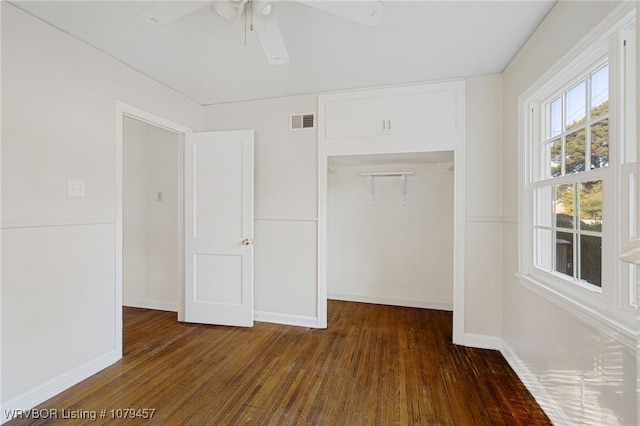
[140,1,210,25]
[211,0,248,22]
[255,19,290,65]
[297,0,384,26]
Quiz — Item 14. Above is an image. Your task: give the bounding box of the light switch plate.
[68,180,85,197]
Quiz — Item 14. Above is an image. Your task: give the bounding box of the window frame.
[531,57,611,291]
[517,7,637,350]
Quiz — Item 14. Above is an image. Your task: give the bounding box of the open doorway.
[327,152,454,310]
[115,102,193,358]
[122,116,183,315]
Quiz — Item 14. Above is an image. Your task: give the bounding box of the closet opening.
[116,102,195,357]
[326,151,455,313]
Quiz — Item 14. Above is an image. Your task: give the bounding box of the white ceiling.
[9,0,557,105]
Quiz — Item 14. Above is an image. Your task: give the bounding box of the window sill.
[516,273,637,352]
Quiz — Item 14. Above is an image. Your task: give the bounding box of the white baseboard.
[463,333,502,350]
[328,293,453,311]
[1,350,119,424]
[123,298,178,312]
[254,311,320,328]
[500,341,572,426]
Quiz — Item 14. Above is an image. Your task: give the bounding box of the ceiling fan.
[140,0,384,65]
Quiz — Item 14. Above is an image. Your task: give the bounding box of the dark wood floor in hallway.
[8,301,550,425]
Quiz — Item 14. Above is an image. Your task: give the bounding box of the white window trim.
[517,4,637,351]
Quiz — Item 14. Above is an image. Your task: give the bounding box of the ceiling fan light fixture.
[203,0,384,67]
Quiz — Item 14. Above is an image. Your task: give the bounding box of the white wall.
[464,75,504,343]
[123,117,181,312]
[202,95,318,324]
[502,2,636,424]
[327,160,454,310]
[1,4,201,417]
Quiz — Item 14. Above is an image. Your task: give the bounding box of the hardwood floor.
[8,301,550,425]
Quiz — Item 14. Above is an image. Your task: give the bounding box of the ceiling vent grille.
[290,113,315,131]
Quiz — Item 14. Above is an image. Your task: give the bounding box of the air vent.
[290,113,315,130]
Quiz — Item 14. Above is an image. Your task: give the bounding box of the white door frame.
[317,149,465,344]
[115,101,192,358]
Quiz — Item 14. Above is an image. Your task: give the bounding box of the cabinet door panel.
[386,90,457,136]
[325,96,387,139]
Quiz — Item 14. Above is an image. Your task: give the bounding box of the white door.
[184,130,254,326]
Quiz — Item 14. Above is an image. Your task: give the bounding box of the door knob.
[242,239,251,246]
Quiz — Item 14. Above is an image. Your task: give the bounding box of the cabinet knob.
[242,239,252,246]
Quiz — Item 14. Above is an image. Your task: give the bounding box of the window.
[519,11,637,341]
[534,62,609,289]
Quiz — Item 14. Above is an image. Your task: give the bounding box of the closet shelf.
[361,172,414,197]
[360,172,414,177]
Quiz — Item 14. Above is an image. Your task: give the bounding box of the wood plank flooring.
[8,301,550,425]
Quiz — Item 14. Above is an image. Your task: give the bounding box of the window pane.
[579,180,602,231]
[580,235,601,287]
[591,64,608,119]
[550,138,562,177]
[556,231,574,278]
[565,129,586,174]
[535,187,553,227]
[535,228,553,271]
[590,119,609,169]
[555,184,574,228]
[566,80,586,130]
[550,97,562,137]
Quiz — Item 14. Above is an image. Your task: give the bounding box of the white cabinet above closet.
[325,90,457,139]
[320,81,464,156]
